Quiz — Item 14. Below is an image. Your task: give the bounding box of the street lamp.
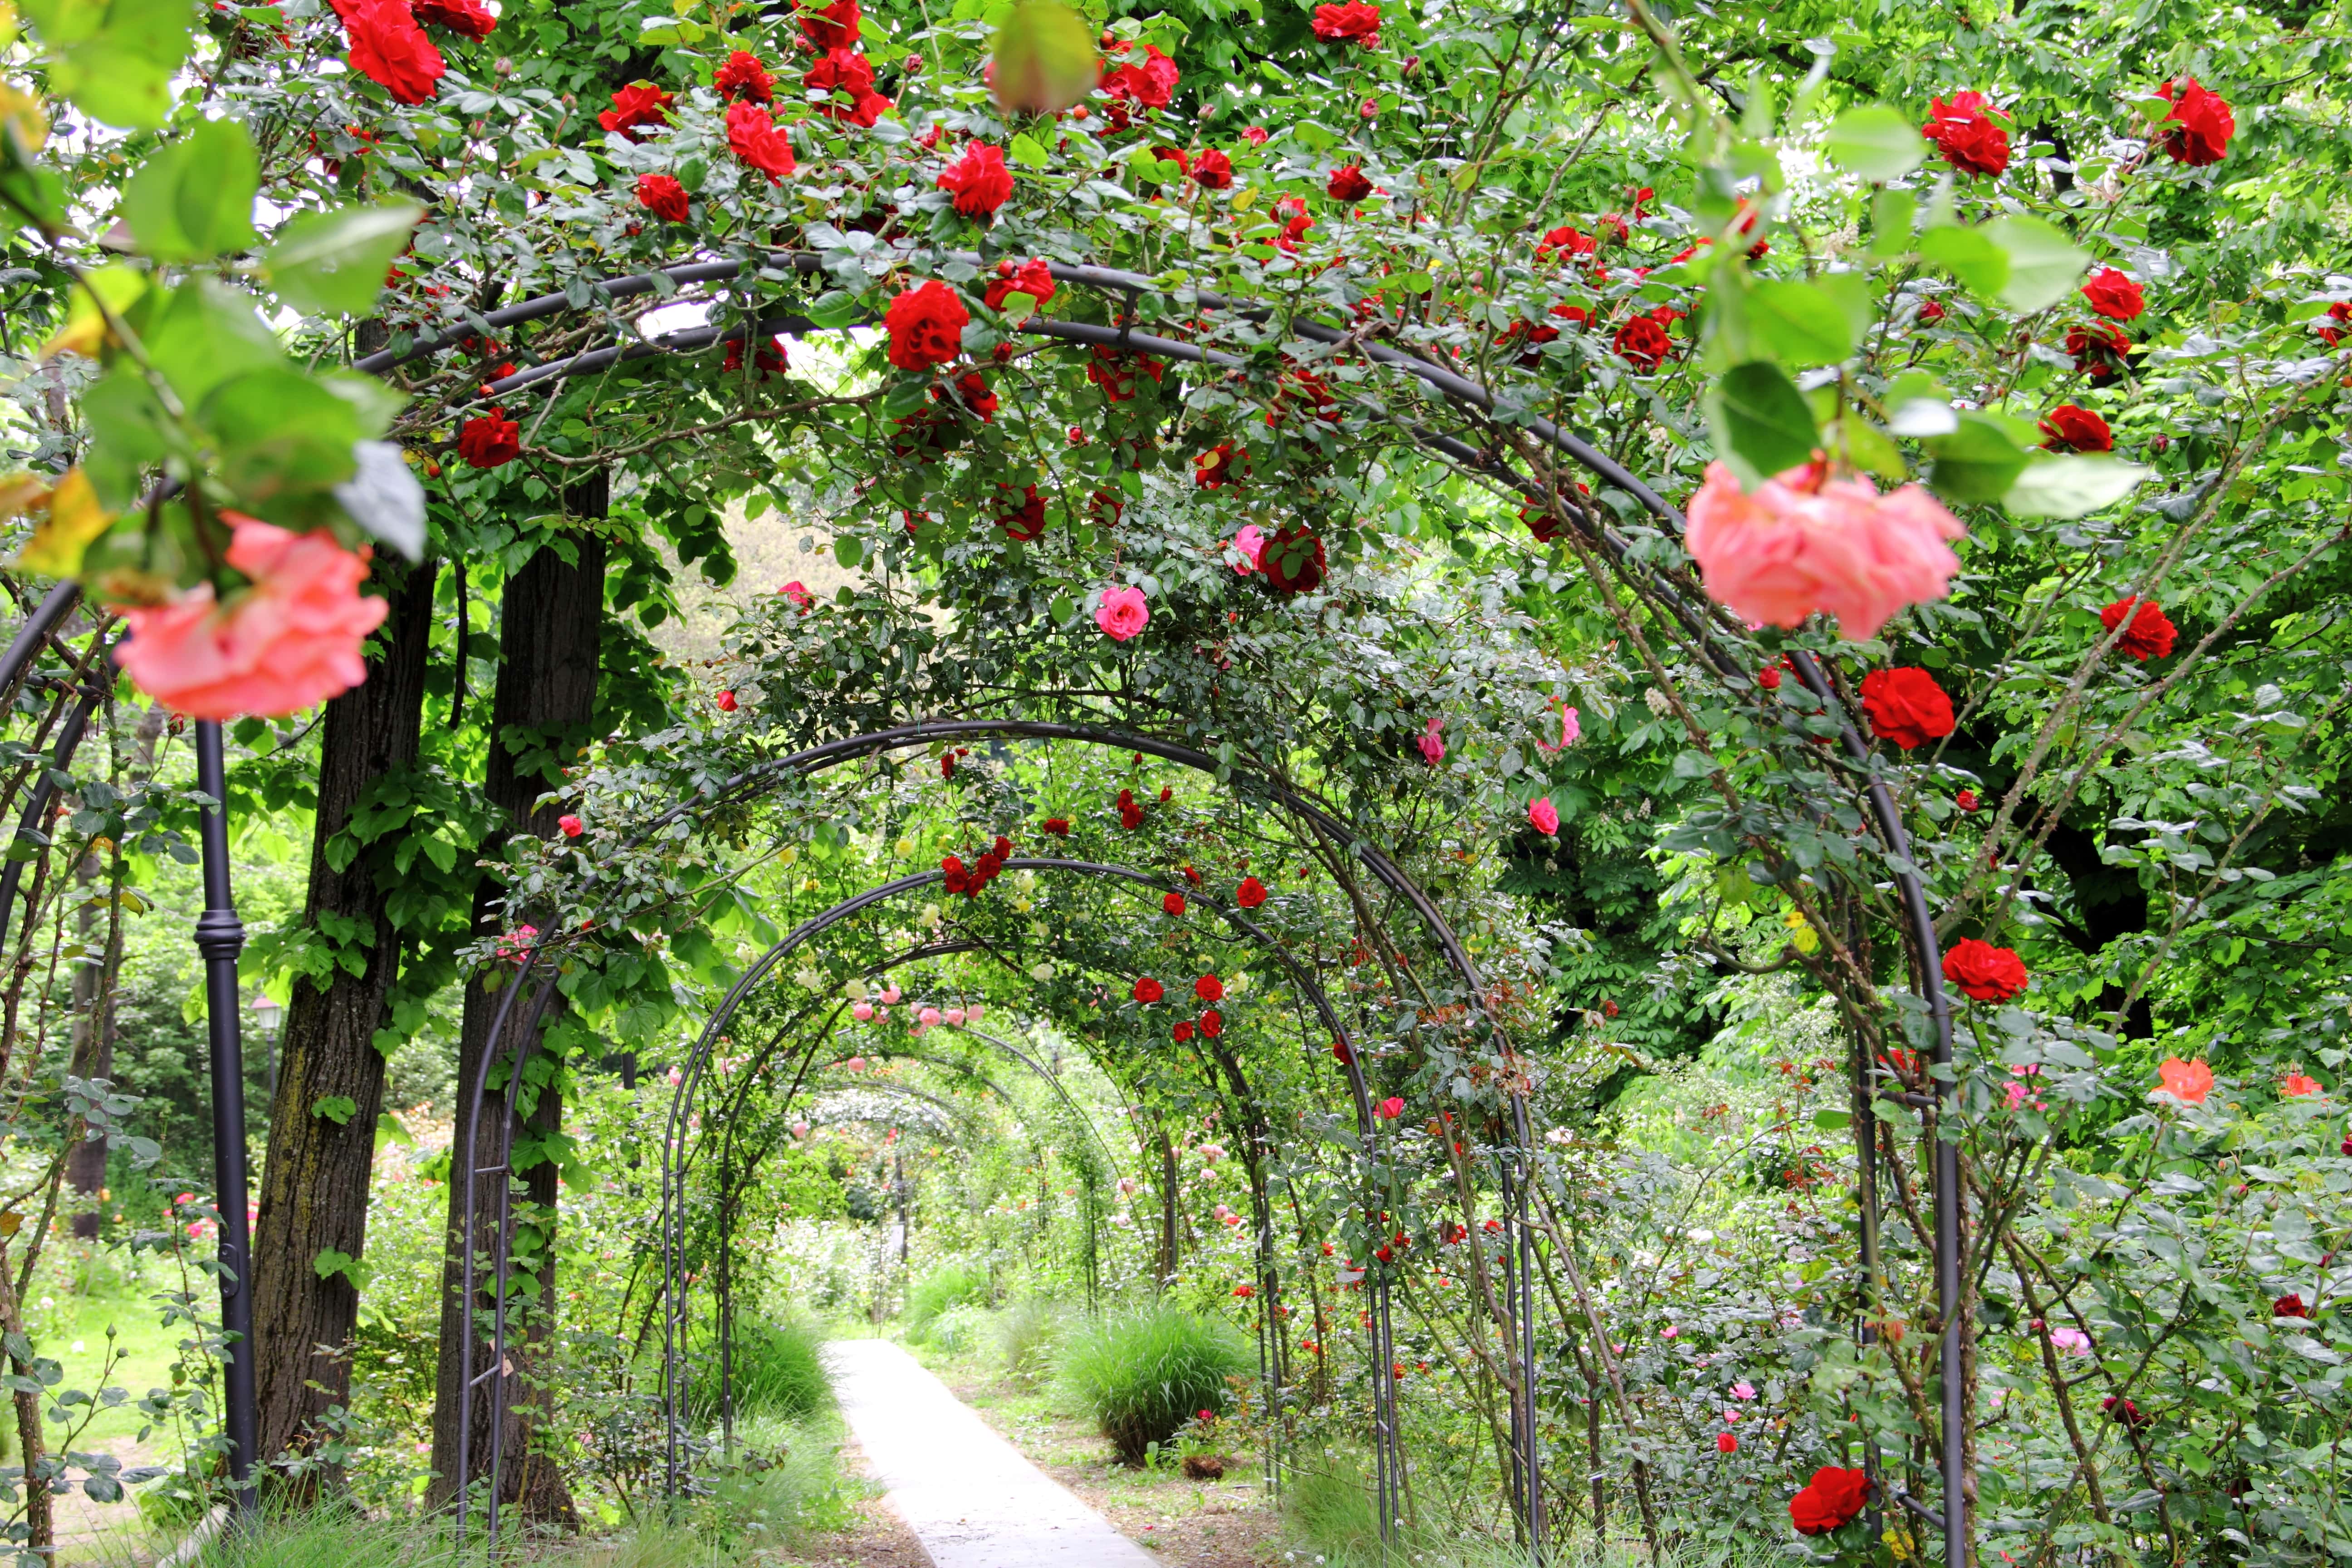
[250,991,284,1097]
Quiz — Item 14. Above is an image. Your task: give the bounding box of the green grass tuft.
[902,1261,992,1337]
[1053,1304,1251,1465]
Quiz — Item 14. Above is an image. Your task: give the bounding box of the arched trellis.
[0,240,1968,1557]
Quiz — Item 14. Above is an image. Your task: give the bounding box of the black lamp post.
[193,718,261,1517]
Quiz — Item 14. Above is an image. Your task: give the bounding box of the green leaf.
[20,0,194,129]
[833,533,864,568]
[990,0,1096,115]
[260,202,423,316]
[312,1247,366,1284]
[311,1094,359,1125]
[1704,360,1819,485]
[1746,280,1854,367]
[2002,454,2149,519]
[806,289,862,328]
[1926,411,2032,503]
[201,368,364,517]
[1007,131,1051,169]
[1918,224,2009,302]
[1868,187,1916,257]
[1823,104,1927,182]
[1983,215,2090,314]
[375,1110,416,1147]
[118,116,258,262]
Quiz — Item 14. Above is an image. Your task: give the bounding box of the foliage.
[1055,1304,1253,1465]
[901,1260,993,1337]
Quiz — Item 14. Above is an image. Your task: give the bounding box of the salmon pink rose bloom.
[1096,585,1149,642]
[1684,460,1966,641]
[2156,1056,2212,1104]
[1528,797,1560,836]
[114,517,388,720]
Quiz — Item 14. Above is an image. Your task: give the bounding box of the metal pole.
[193,720,261,1517]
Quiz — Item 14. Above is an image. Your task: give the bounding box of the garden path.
[827,1338,1160,1568]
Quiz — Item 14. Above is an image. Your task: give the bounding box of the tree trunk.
[429,490,606,1526]
[249,555,437,1481]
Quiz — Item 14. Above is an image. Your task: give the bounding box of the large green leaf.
[2004,454,2149,518]
[133,278,284,411]
[1918,225,2009,302]
[1823,104,1928,182]
[262,202,423,316]
[1747,280,1855,367]
[201,368,364,516]
[1984,215,2092,314]
[118,115,259,262]
[1704,361,1820,485]
[1926,411,2033,503]
[20,0,194,129]
[990,0,1096,115]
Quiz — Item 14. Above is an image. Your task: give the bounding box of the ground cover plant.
[0,0,2346,1562]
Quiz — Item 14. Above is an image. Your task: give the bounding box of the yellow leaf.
[0,469,47,518]
[41,264,145,361]
[0,1210,21,1237]
[17,469,113,578]
[990,0,1097,116]
[0,83,46,151]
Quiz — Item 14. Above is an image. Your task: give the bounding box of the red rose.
[1612,316,1672,371]
[2156,77,2234,167]
[636,173,690,223]
[1917,299,1948,324]
[725,102,796,182]
[1942,937,2029,1003]
[1195,974,1223,1002]
[724,336,788,377]
[1261,525,1327,596]
[2314,300,2351,347]
[1132,976,1163,1004]
[1535,224,1593,261]
[1310,1,1380,46]
[1236,876,1267,908]
[1042,817,1069,835]
[883,279,968,372]
[457,412,519,468]
[797,0,858,47]
[938,142,1013,218]
[2066,320,2131,383]
[558,814,583,837]
[412,0,494,37]
[1717,1432,1738,1454]
[936,370,996,421]
[715,49,772,103]
[1102,44,1179,108]
[983,258,1057,312]
[1194,443,1243,489]
[599,81,673,140]
[2099,596,2176,661]
[996,484,1046,542]
[331,0,444,104]
[715,689,739,712]
[1173,1020,1195,1041]
[1241,126,1269,146]
[1788,1466,1870,1536]
[1190,148,1234,189]
[1921,91,2009,176]
[1087,348,1165,402]
[1163,892,1186,916]
[1327,163,1373,201]
[1199,1009,1223,1037]
[2274,1293,2308,1319]
[1860,667,1955,750]
[1149,145,1191,178]
[2038,404,2112,453]
[1956,789,1979,813]
[805,47,874,113]
[2080,267,2145,322]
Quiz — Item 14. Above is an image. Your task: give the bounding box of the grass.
[723,1317,833,1422]
[1054,1305,1251,1465]
[901,1261,991,1337]
[993,1295,1063,1384]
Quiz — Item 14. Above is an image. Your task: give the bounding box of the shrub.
[994,1295,1063,1384]
[927,1301,995,1356]
[1054,1305,1251,1464]
[902,1261,991,1335]
[722,1316,833,1421]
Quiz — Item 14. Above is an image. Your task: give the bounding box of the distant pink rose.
[113,517,388,720]
[1233,524,1268,573]
[1528,797,1560,835]
[1684,460,1966,641]
[1662,1324,1679,1338]
[845,1056,867,1072]
[966,1002,984,1020]
[2048,1326,2091,1355]
[1535,701,1580,753]
[1375,1096,1405,1119]
[1731,1381,1756,1399]
[1417,717,1445,764]
[880,985,901,1004]
[852,1001,875,1021]
[1096,585,1150,642]
[919,1006,942,1026]
[558,814,583,837]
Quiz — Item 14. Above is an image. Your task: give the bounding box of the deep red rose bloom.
[1199,1009,1223,1037]
[725,101,795,182]
[1717,1432,1738,1454]
[2274,1294,2308,1319]
[2157,77,2235,167]
[1042,817,1069,835]
[715,689,738,712]
[1102,43,1179,108]
[1956,788,1979,813]
[412,0,494,38]
[331,0,445,104]
[1861,667,1955,750]
[1194,443,1243,489]
[1087,347,1166,402]
[1536,224,1594,261]
[1327,163,1374,201]
[884,279,968,372]
[599,81,673,140]
[1163,891,1186,917]
[805,47,874,112]
[1149,145,1191,178]
[798,0,859,50]
[1918,299,1948,324]
[936,370,996,421]
[457,412,519,468]
[1132,976,1163,1004]
[1612,316,1672,371]
[2100,596,2176,661]
[1921,91,2010,176]
[715,49,772,103]
[1172,1019,1194,1041]
[2039,404,2112,453]
[939,142,1014,218]
[1195,974,1223,1002]
[1942,938,2029,1003]
[635,173,690,223]
[983,258,1057,312]
[1311,1,1380,45]
[1788,1466,1870,1536]
[724,335,788,376]
[2102,1395,2149,1427]
[1240,126,1269,145]
[2067,320,2131,383]
[1261,525,1327,596]
[997,484,1046,542]
[2314,300,2352,347]
[1236,875,1267,907]
[1191,148,1234,189]
[2080,267,2145,322]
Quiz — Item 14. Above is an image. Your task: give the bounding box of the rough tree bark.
[428,483,606,1524]
[248,555,437,1479]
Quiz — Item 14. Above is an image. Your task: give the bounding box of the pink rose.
[559,814,583,837]
[1528,797,1560,835]
[1233,524,1267,573]
[1096,585,1149,642]
[944,1007,965,1025]
[1684,460,1966,641]
[919,1006,942,1026]
[880,986,901,1004]
[1417,717,1445,764]
[1535,701,1580,752]
[113,517,388,720]
[852,1001,874,1021]
[845,1056,866,1072]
